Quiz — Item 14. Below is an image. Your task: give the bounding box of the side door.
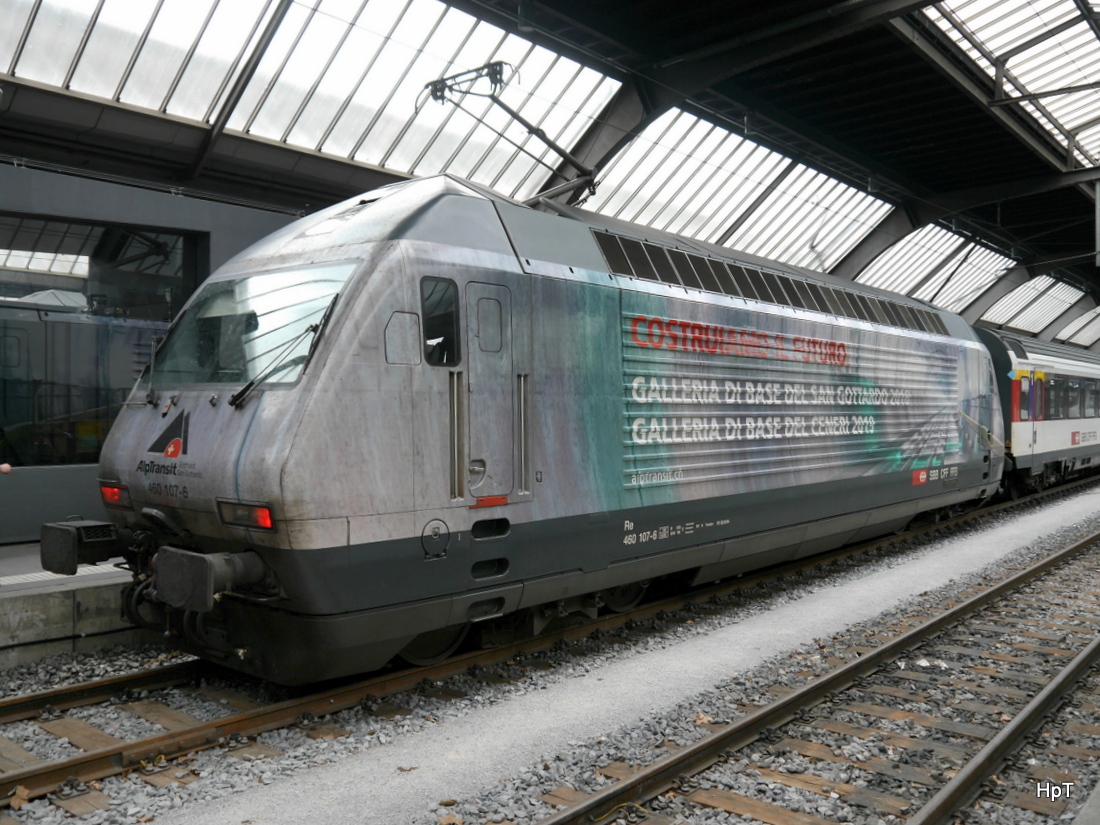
[465,282,513,498]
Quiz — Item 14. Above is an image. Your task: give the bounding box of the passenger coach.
[979,328,1100,495]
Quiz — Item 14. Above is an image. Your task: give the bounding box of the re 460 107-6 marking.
[147,482,188,499]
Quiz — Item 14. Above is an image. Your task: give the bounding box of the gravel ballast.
[9,487,1100,825]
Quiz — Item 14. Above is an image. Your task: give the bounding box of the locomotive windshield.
[144,262,356,387]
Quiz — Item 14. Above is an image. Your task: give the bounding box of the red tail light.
[100,482,132,510]
[217,500,275,530]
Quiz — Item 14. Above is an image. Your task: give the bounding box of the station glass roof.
[0,217,96,278]
[0,249,88,278]
[927,0,1100,167]
[1060,304,1100,344]
[584,108,894,272]
[1,0,619,202]
[2,0,1100,344]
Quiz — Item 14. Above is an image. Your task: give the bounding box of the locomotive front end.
[41,258,357,671]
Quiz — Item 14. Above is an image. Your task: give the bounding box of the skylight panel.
[117,0,219,111]
[0,249,88,277]
[1007,280,1083,331]
[644,126,733,232]
[588,109,695,219]
[403,22,509,172]
[427,38,535,174]
[2,0,621,200]
[586,108,890,271]
[925,1,1100,164]
[167,0,279,122]
[246,5,355,141]
[499,69,611,198]
[621,117,716,226]
[684,144,791,241]
[225,2,316,133]
[723,167,891,271]
[256,0,622,200]
[857,225,966,295]
[0,1,36,74]
[1060,305,1100,345]
[13,0,98,87]
[911,243,1014,312]
[427,43,561,182]
[981,274,1055,325]
[2,250,32,270]
[67,0,159,99]
[982,276,1084,332]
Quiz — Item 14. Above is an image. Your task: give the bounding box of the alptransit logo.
[148,411,189,458]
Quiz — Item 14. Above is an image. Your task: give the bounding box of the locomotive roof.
[436,175,958,318]
[218,174,970,344]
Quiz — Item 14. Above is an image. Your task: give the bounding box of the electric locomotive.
[41,175,1005,684]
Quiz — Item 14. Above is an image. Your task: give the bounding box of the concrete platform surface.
[1075,781,1100,824]
[0,542,149,668]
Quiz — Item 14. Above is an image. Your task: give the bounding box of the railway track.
[529,523,1100,825]
[0,478,1096,819]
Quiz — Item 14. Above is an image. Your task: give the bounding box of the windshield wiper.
[228,294,340,409]
[306,292,340,364]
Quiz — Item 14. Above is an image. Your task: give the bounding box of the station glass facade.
[0,216,196,467]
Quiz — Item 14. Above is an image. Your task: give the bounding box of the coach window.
[1089,382,1100,417]
[1019,376,1030,421]
[1048,378,1062,419]
[421,278,461,366]
[1068,380,1082,418]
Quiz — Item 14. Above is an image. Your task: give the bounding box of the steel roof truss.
[201,0,274,124]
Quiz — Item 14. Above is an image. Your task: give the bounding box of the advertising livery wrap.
[621,297,994,500]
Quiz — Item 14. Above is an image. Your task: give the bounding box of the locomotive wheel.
[600,581,648,613]
[396,624,470,666]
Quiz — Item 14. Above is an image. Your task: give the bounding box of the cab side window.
[420,278,461,366]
